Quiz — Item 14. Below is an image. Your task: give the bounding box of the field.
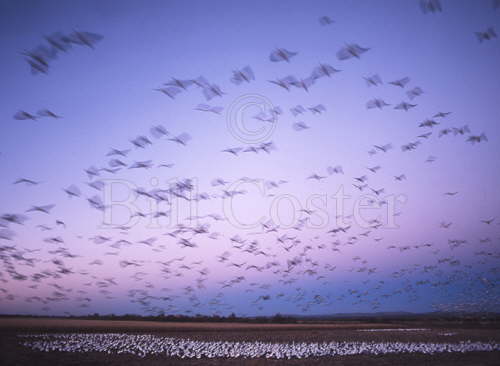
[0,318,499,365]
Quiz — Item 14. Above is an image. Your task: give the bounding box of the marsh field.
[0,318,499,365]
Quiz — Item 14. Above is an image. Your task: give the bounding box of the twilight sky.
[0,0,499,316]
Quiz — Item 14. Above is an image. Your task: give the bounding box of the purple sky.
[0,0,499,316]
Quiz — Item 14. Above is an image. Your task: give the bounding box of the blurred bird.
[269,48,298,62]
[389,77,410,88]
[68,30,103,49]
[195,104,223,114]
[14,111,37,121]
[37,109,61,118]
[318,16,334,26]
[475,27,497,42]
[26,204,55,214]
[420,0,442,14]
[336,43,370,60]
[366,99,390,109]
[230,66,255,84]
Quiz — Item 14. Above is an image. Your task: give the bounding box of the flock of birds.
[19,333,500,359]
[21,30,103,74]
[21,333,500,360]
[1,0,499,324]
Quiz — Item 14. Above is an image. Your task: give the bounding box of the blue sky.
[0,0,499,316]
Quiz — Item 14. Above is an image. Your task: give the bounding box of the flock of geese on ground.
[1,0,499,320]
[19,333,500,359]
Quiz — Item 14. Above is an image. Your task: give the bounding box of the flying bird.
[433,112,451,118]
[68,31,103,49]
[14,178,40,186]
[286,75,316,92]
[394,102,417,111]
[155,86,182,99]
[420,0,442,14]
[389,77,410,88]
[366,99,390,109]
[195,104,223,114]
[290,105,306,116]
[37,109,61,118]
[307,174,326,181]
[230,66,255,84]
[327,166,344,175]
[269,48,298,62]
[63,185,81,198]
[318,16,334,26]
[364,74,383,87]
[452,125,470,135]
[106,148,130,157]
[475,27,497,42]
[467,133,487,144]
[407,87,424,99]
[129,161,153,169]
[419,119,439,128]
[222,147,243,156]
[367,165,381,173]
[336,43,370,60]
[293,122,310,131]
[150,125,169,139]
[308,104,326,114]
[374,144,392,152]
[269,77,292,91]
[164,78,194,90]
[26,204,55,214]
[312,63,340,79]
[168,133,192,146]
[14,111,37,120]
[44,32,72,52]
[418,132,432,139]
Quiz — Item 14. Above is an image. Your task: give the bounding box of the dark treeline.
[78,313,299,323]
[0,313,297,323]
[1,312,499,323]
